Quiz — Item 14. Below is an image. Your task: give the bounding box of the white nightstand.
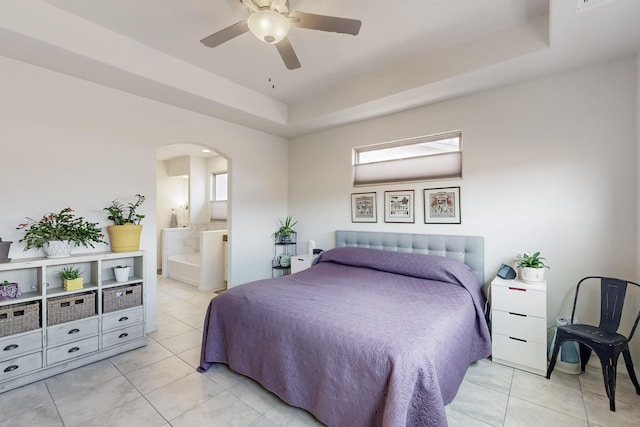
[490,276,548,376]
[291,253,319,274]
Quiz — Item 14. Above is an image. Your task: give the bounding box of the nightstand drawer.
[291,254,319,274]
[492,333,547,373]
[491,285,545,317]
[492,310,546,343]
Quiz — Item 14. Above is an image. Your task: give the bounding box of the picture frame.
[384,190,415,223]
[424,186,461,224]
[351,192,377,223]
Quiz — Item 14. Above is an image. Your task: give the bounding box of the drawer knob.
[68,328,80,334]
[509,336,527,343]
[3,365,19,372]
[68,347,80,353]
[3,344,19,351]
[508,287,527,292]
[118,316,129,322]
[118,333,129,339]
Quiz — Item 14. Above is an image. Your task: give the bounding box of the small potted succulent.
[17,208,105,258]
[113,265,130,283]
[104,194,145,252]
[514,252,549,283]
[59,265,83,291]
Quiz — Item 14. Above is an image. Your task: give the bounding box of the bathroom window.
[353,131,462,186]
[210,172,228,221]
[211,172,228,201]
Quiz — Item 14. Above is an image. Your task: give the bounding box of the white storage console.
[0,251,146,393]
[491,276,547,376]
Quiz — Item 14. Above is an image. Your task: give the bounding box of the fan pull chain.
[265,44,276,90]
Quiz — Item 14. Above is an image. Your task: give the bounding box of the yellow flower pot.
[63,277,84,291]
[107,224,143,252]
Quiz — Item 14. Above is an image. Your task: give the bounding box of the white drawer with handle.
[491,285,545,317]
[47,336,99,365]
[102,306,144,332]
[0,352,42,381]
[0,330,42,362]
[47,317,98,347]
[491,310,547,344]
[102,324,144,348]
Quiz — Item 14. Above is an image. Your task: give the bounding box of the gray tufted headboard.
[335,230,485,284]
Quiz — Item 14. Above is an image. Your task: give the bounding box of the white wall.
[189,157,208,225]
[290,57,638,345]
[0,56,289,330]
[156,160,189,268]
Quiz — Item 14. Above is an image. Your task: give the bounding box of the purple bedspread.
[198,247,491,427]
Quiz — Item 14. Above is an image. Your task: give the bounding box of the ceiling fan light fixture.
[247,10,290,44]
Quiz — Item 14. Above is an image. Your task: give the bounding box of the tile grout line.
[43,381,67,427]
[108,349,173,426]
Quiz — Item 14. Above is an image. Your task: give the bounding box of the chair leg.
[579,343,592,372]
[546,339,562,379]
[599,355,618,412]
[622,349,640,395]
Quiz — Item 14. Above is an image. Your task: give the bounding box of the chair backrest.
[571,276,640,340]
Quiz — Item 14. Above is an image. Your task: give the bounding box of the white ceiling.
[43,0,548,104]
[1,0,640,138]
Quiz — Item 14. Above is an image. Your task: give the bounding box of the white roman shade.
[353,131,462,186]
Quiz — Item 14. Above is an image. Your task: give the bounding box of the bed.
[198,231,491,427]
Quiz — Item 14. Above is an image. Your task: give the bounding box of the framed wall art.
[424,186,461,224]
[351,192,377,223]
[384,190,414,223]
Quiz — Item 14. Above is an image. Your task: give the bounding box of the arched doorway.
[156,143,230,291]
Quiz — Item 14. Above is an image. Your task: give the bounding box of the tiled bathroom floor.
[1,276,639,426]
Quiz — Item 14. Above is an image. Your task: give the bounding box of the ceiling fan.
[200,0,362,70]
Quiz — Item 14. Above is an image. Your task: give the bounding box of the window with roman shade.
[353,131,462,186]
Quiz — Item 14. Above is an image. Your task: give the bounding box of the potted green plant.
[104,194,145,252]
[17,208,105,258]
[0,238,11,263]
[59,265,83,291]
[274,215,297,244]
[514,252,550,283]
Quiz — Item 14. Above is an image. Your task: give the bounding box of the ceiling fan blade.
[275,38,301,70]
[200,20,249,48]
[289,11,361,36]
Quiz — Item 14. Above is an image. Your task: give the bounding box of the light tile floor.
[1,276,639,426]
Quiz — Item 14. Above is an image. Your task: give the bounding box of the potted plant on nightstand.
[17,208,105,258]
[514,252,549,283]
[59,265,83,291]
[104,194,145,252]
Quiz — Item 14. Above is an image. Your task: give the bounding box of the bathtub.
[163,229,227,292]
[167,253,200,287]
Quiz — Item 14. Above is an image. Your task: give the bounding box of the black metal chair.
[546,276,640,411]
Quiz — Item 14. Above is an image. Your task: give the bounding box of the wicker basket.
[103,284,142,313]
[0,301,40,337]
[47,291,96,326]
